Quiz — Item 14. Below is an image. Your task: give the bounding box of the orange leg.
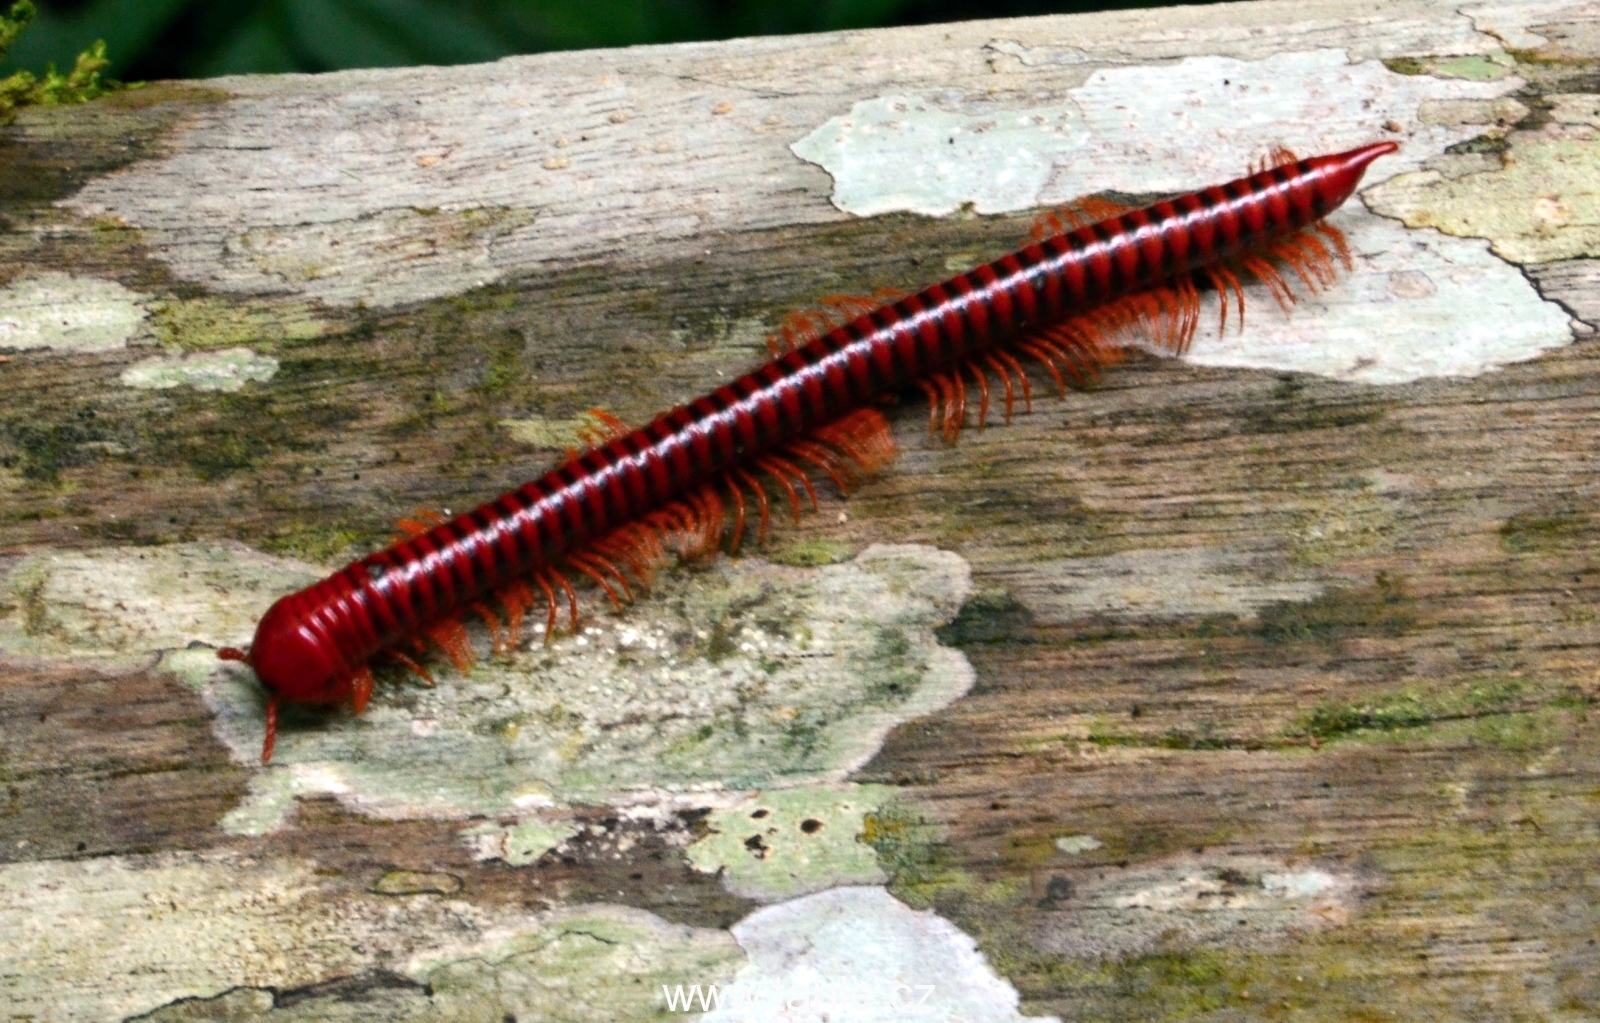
[994,349,1031,414]
[533,570,560,643]
[496,579,534,649]
[1018,340,1067,395]
[760,454,818,517]
[757,455,805,524]
[262,695,279,764]
[725,474,748,553]
[424,618,476,671]
[982,354,1015,423]
[787,439,850,495]
[946,369,967,442]
[917,378,942,436]
[735,466,769,544]
[967,360,992,429]
[350,665,375,714]
[470,600,506,654]
[388,649,436,686]
[569,553,624,609]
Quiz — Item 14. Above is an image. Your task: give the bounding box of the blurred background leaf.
[0,0,1187,80]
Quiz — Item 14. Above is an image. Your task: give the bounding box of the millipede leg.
[533,570,559,643]
[351,667,374,714]
[967,361,992,429]
[724,474,748,554]
[569,553,625,608]
[917,378,942,436]
[389,649,436,686]
[995,349,1031,414]
[735,466,769,544]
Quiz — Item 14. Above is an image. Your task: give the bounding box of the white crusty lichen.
[0,848,744,1023]
[1036,853,1360,961]
[703,886,1060,1023]
[684,784,899,902]
[790,51,1511,217]
[119,346,280,392]
[0,543,317,669]
[190,543,971,829]
[0,272,148,353]
[1182,218,1573,385]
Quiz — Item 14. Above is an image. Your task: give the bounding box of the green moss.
[769,537,853,567]
[1383,57,1431,75]
[862,799,952,908]
[934,588,1033,646]
[1254,572,1413,646]
[3,421,92,482]
[1292,676,1531,742]
[1499,509,1591,553]
[1085,731,1143,748]
[148,297,325,353]
[255,519,372,566]
[146,390,362,481]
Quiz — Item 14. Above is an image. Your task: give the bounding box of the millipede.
[220,140,1399,762]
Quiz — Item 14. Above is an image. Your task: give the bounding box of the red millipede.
[220,140,1399,761]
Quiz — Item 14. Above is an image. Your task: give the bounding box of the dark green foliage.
[2,1,1204,82]
[0,1,121,123]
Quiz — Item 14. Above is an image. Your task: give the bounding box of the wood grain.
[3,2,1599,1020]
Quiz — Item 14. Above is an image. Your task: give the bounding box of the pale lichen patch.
[225,205,538,306]
[0,272,147,353]
[999,548,1325,625]
[685,784,898,902]
[1184,215,1573,384]
[405,905,745,1019]
[0,544,317,669]
[1037,854,1360,961]
[1367,137,1600,264]
[120,346,280,392]
[461,817,580,866]
[705,886,1059,1023]
[1054,834,1103,855]
[791,50,1512,218]
[0,849,740,1023]
[206,544,971,828]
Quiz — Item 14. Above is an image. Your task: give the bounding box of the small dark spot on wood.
[1038,875,1074,907]
[743,834,769,857]
[799,818,823,834]
[750,808,769,819]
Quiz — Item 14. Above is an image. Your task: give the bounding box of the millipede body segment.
[220,141,1399,761]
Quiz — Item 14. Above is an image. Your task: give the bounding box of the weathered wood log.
[3,1,1599,1020]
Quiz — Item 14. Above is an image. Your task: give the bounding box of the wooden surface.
[3,1,1600,1020]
